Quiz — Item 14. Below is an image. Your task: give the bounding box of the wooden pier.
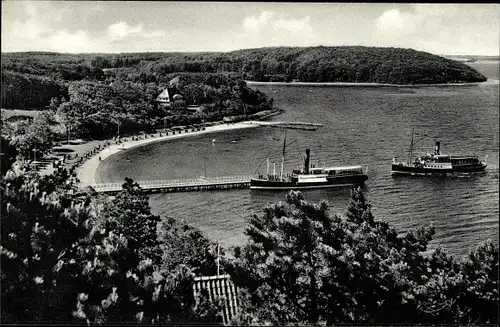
[92,175,252,194]
[246,120,323,131]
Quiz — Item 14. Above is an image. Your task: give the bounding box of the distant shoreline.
[246,81,487,87]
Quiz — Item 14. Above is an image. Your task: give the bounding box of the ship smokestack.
[435,142,440,155]
[304,149,310,174]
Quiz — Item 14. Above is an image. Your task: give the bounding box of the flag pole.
[216,242,220,277]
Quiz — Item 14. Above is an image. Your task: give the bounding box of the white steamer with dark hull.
[391,130,487,176]
[250,133,368,190]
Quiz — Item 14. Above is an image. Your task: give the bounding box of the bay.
[96,62,499,257]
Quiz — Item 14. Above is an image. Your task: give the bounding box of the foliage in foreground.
[1,162,497,325]
[227,188,498,325]
[1,110,59,161]
[1,172,222,324]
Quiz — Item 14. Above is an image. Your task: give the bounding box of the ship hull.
[391,163,487,175]
[250,175,368,190]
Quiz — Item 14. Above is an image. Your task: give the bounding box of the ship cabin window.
[326,169,335,176]
[435,156,451,163]
[311,168,324,175]
[335,168,363,176]
[453,158,478,166]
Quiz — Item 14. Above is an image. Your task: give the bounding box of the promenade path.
[75,121,261,188]
[37,119,321,190]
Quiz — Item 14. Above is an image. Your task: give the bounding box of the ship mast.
[409,127,415,164]
[266,158,270,179]
[280,130,287,181]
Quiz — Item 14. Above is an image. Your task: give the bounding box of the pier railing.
[92,175,253,193]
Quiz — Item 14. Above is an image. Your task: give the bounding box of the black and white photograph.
[1,1,498,325]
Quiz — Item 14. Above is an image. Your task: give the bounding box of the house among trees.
[192,275,240,324]
[156,87,174,108]
[156,87,186,110]
[4,114,35,124]
[1,109,39,124]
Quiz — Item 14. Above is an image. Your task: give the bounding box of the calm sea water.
[97,62,499,257]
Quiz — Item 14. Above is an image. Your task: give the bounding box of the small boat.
[391,129,487,176]
[250,132,368,190]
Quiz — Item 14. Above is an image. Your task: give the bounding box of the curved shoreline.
[246,80,492,87]
[76,121,261,188]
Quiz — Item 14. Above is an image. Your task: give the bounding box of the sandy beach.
[75,121,263,188]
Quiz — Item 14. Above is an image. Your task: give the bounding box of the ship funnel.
[304,149,310,174]
[435,142,441,155]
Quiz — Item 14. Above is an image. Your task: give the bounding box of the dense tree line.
[1,70,68,109]
[226,189,498,325]
[1,171,223,324]
[1,133,498,325]
[50,74,271,140]
[1,165,497,325]
[2,72,273,143]
[2,51,275,142]
[1,110,60,164]
[2,46,487,110]
[92,46,488,84]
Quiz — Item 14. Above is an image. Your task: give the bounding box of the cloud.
[274,15,312,33]
[9,18,47,40]
[236,11,319,48]
[243,11,275,32]
[22,1,38,17]
[143,29,167,39]
[106,21,170,42]
[106,21,144,41]
[243,11,313,34]
[1,2,497,54]
[2,1,105,53]
[5,1,64,40]
[1,0,169,53]
[373,4,500,55]
[48,30,100,53]
[375,9,406,32]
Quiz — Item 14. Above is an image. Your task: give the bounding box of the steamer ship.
[391,129,487,176]
[250,133,368,190]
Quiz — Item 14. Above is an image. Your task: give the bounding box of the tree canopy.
[2,46,486,110]
[226,188,498,325]
[1,165,497,325]
[1,171,223,324]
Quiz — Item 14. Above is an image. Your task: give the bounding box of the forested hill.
[2,46,486,85]
[226,46,487,84]
[1,46,487,110]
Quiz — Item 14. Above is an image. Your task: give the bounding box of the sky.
[2,1,499,56]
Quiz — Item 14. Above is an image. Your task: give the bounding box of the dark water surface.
[97,63,499,257]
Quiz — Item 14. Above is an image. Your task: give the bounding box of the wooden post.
[216,243,220,276]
